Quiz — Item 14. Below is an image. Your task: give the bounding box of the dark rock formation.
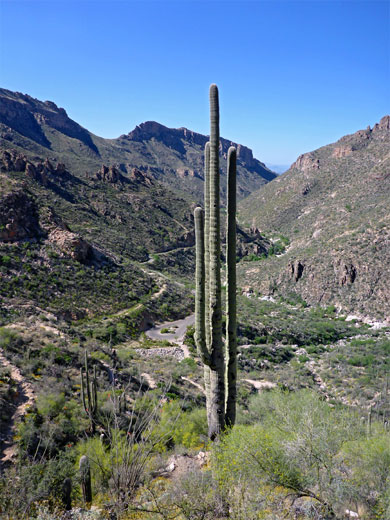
[0,191,40,241]
[0,149,70,185]
[95,164,123,183]
[290,260,305,282]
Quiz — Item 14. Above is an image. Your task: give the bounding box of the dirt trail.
[181,376,205,395]
[244,379,277,392]
[0,349,35,466]
[141,372,157,389]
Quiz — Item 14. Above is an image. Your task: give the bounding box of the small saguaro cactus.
[62,477,72,511]
[79,455,92,504]
[81,351,98,434]
[194,84,237,439]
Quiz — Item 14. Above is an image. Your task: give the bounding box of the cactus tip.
[194,206,204,218]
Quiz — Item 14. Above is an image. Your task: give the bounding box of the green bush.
[152,402,207,451]
[215,390,388,518]
[0,327,21,351]
[0,452,76,517]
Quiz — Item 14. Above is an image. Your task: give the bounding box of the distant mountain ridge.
[238,115,390,319]
[0,88,276,202]
[0,88,99,154]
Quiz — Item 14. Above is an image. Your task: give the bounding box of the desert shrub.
[152,401,207,451]
[0,452,76,518]
[214,390,388,519]
[343,434,390,517]
[0,327,22,351]
[18,395,85,458]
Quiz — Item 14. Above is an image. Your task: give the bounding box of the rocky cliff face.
[0,89,99,154]
[125,121,269,172]
[238,116,390,319]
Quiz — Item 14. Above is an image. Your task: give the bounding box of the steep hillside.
[238,116,390,319]
[0,151,195,334]
[0,88,276,202]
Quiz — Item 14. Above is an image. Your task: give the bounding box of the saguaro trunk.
[207,84,225,438]
[203,142,211,417]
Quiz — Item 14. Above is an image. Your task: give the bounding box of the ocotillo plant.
[79,455,92,504]
[194,84,237,438]
[81,351,98,434]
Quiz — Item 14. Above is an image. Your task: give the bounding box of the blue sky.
[0,0,389,165]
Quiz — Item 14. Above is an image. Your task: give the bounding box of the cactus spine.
[225,146,237,426]
[79,455,92,504]
[194,84,237,438]
[81,351,98,434]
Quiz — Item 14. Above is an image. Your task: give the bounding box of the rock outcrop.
[0,149,69,186]
[332,145,354,158]
[291,152,320,172]
[128,167,154,186]
[41,208,91,263]
[0,191,40,241]
[48,228,91,262]
[95,164,123,183]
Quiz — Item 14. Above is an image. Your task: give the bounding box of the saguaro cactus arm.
[194,207,211,366]
[225,146,237,427]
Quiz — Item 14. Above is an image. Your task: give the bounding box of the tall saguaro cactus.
[195,84,237,438]
[81,351,98,434]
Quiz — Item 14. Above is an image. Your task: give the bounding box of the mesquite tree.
[194,84,237,438]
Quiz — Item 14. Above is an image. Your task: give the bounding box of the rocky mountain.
[238,116,390,319]
[0,88,276,202]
